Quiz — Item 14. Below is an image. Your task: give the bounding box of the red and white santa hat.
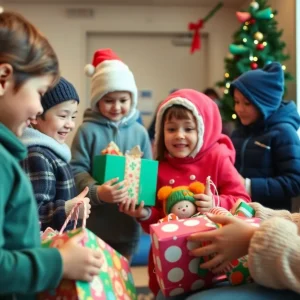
[84,48,138,111]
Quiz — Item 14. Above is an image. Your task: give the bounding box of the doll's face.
[171,201,197,219]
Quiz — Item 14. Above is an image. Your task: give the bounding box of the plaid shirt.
[20,129,77,231]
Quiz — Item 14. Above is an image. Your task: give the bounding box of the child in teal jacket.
[0,11,102,299]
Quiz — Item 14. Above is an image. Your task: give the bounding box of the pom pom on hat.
[157,186,173,202]
[189,181,205,194]
[84,64,95,77]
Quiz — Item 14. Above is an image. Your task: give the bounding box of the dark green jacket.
[0,124,62,299]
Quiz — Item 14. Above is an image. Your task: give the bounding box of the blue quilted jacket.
[232,101,300,210]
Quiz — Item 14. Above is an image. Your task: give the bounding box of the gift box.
[93,153,158,206]
[39,202,137,300]
[150,215,219,297]
[39,227,137,300]
[151,213,261,297]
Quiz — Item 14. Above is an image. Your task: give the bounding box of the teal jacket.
[71,109,152,251]
[0,124,62,299]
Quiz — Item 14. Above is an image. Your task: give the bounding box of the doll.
[157,181,205,220]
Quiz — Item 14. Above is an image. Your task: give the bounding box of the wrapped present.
[93,143,158,206]
[151,204,261,296]
[233,201,255,218]
[101,141,123,156]
[150,215,220,297]
[39,202,137,300]
[158,213,180,223]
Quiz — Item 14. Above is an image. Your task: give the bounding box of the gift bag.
[39,201,137,300]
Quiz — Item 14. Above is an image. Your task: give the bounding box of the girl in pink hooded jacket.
[120,89,251,296]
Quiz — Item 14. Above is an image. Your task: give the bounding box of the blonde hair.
[0,11,59,90]
[156,104,196,161]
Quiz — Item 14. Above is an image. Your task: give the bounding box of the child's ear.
[0,64,13,96]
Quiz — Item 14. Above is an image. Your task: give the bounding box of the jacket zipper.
[240,136,252,174]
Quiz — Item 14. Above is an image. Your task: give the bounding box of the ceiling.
[5,0,246,8]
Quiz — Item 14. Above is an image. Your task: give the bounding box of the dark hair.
[203,88,220,100]
[155,104,196,161]
[0,11,60,91]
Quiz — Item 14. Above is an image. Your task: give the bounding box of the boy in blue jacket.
[231,62,300,210]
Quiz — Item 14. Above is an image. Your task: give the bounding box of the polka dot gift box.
[39,227,137,300]
[150,216,219,297]
[150,209,261,297]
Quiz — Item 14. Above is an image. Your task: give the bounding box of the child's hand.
[119,200,149,219]
[188,213,257,273]
[59,232,103,282]
[194,177,213,213]
[97,178,127,203]
[66,187,91,219]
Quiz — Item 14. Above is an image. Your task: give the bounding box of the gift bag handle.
[59,200,86,234]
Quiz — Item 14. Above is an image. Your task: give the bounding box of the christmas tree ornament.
[250,62,258,70]
[254,31,263,41]
[236,11,251,23]
[250,1,259,10]
[226,53,234,60]
[255,7,273,19]
[229,44,250,55]
[256,43,265,50]
[188,2,223,54]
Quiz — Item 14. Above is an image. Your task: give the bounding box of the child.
[119,88,251,296]
[20,77,91,231]
[71,48,152,260]
[231,62,300,210]
[0,11,101,298]
[186,202,300,299]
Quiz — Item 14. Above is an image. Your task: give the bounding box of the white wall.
[4,3,239,143]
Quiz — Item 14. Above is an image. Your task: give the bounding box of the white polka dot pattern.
[149,215,261,297]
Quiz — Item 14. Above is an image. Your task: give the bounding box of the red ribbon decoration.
[188,19,204,54]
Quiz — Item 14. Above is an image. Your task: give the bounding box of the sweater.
[0,123,62,299]
[249,202,300,294]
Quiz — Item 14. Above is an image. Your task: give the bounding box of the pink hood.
[154,89,235,163]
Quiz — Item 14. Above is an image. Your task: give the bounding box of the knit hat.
[41,77,79,113]
[84,48,138,111]
[158,181,205,215]
[230,62,284,119]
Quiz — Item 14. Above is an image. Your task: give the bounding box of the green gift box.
[39,227,137,300]
[93,154,158,206]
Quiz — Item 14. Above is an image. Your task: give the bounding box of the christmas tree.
[217,0,293,122]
